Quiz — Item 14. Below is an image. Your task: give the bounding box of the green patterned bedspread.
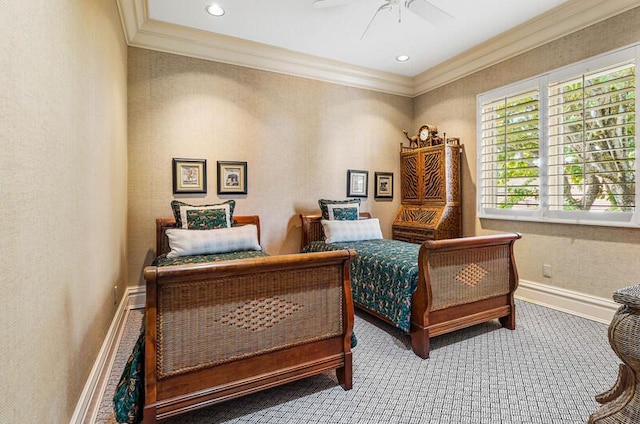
[302,239,419,333]
[153,250,268,266]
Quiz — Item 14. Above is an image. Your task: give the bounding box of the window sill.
[479,212,640,229]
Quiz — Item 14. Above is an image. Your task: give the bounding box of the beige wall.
[127,48,412,285]
[0,1,128,423]
[414,8,640,299]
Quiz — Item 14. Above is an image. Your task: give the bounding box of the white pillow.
[321,218,383,243]
[166,224,261,258]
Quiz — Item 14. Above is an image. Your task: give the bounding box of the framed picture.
[172,158,207,194]
[374,172,393,199]
[347,169,368,198]
[217,161,247,194]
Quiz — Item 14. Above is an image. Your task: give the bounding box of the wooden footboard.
[143,249,355,423]
[299,212,520,359]
[410,233,521,358]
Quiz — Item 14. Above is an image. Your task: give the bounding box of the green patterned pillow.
[184,208,228,230]
[113,324,144,424]
[171,200,235,229]
[330,206,359,220]
[318,199,361,220]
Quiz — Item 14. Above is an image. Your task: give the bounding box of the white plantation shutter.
[547,63,635,213]
[480,89,540,210]
[478,45,639,227]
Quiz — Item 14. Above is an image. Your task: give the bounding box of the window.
[479,88,540,211]
[478,45,639,227]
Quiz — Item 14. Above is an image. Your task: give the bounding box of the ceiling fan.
[312,0,454,39]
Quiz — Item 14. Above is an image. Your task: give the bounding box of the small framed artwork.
[217,161,247,195]
[375,172,393,199]
[172,158,207,194]
[347,169,368,198]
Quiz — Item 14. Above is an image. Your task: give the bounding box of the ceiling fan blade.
[405,0,453,24]
[312,0,358,9]
[361,2,392,39]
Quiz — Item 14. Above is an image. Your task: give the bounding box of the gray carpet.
[96,300,619,423]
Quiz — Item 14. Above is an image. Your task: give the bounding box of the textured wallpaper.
[127,48,413,285]
[0,0,128,422]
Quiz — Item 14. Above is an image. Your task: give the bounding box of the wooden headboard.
[299,212,371,250]
[155,215,261,257]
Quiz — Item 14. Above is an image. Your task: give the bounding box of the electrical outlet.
[543,264,552,278]
[114,285,118,305]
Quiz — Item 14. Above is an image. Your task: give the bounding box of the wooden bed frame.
[300,212,521,359]
[143,216,356,423]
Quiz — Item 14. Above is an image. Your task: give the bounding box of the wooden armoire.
[392,139,462,243]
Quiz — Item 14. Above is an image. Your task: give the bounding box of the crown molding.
[117,0,638,98]
[116,0,414,97]
[412,0,640,96]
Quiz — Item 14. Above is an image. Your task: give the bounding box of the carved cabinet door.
[400,152,420,203]
[400,146,446,205]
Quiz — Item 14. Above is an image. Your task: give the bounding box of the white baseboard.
[71,285,145,424]
[516,279,619,325]
[127,284,146,310]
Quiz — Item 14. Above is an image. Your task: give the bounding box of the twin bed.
[139,215,356,424]
[300,212,521,359]
[127,205,520,423]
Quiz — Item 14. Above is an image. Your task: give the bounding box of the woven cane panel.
[613,284,640,308]
[455,263,488,287]
[218,297,302,331]
[422,150,445,201]
[611,308,640,370]
[160,229,171,256]
[427,245,510,311]
[309,221,324,243]
[155,265,344,378]
[401,154,419,201]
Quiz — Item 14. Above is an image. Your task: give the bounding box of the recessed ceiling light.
[396,55,410,62]
[206,3,225,17]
